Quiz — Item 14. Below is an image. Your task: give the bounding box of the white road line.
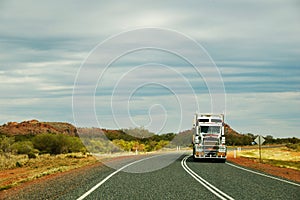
[226,162,300,187]
[181,156,234,200]
[77,154,163,200]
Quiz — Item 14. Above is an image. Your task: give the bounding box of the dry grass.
[0,154,29,170]
[237,147,300,170]
[0,153,97,191]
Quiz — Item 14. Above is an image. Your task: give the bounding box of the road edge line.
[226,162,300,187]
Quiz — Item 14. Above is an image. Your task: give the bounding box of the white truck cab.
[192,113,226,162]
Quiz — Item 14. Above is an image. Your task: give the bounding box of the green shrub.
[0,135,15,154]
[286,143,300,152]
[11,141,34,155]
[16,161,22,167]
[27,152,37,159]
[33,134,57,154]
[32,133,86,155]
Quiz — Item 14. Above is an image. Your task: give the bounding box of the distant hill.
[0,120,245,146]
[224,124,240,136]
[77,127,136,141]
[78,127,173,142]
[0,120,78,137]
[171,129,193,146]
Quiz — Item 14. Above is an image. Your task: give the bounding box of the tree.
[0,135,15,156]
[12,141,34,154]
[265,135,275,144]
[123,127,154,139]
[32,133,86,154]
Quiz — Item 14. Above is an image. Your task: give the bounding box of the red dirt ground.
[227,152,300,183]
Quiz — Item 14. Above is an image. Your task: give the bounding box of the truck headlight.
[219,146,226,152]
[196,145,203,151]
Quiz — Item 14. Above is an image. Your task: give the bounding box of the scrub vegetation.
[237,147,300,170]
[78,127,175,154]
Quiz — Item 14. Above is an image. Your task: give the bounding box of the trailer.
[192,113,226,162]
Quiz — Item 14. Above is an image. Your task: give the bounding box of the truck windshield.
[200,126,220,134]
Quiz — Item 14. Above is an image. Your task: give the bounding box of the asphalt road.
[2,152,299,200]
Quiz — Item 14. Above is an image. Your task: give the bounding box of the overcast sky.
[0,0,299,138]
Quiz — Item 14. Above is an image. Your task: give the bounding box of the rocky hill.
[0,120,245,145]
[0,120,78,137]
[224,124,240,136]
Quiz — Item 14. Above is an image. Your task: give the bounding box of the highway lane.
[76,152,299,200]
[185,156,299,200]
[2,152,299,200]
[79,152,219,200]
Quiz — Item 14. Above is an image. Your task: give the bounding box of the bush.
[33,134,57,154]
[286,143,300,152]
[0,135,15,154]
[11,141,34,155]
[16,161,22,167]
[32,133,86,155]
[27,152,37,158]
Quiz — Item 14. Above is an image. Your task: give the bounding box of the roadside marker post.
[233,149,236,158]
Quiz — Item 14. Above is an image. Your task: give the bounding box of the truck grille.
[203,137,219,156]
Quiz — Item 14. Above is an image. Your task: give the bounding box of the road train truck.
[192,113,226,161]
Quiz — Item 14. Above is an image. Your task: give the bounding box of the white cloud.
[226,92,300,138]
[38,85,73,91]
[0,75,39,84]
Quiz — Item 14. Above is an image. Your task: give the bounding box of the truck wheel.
[192,155,196,161]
